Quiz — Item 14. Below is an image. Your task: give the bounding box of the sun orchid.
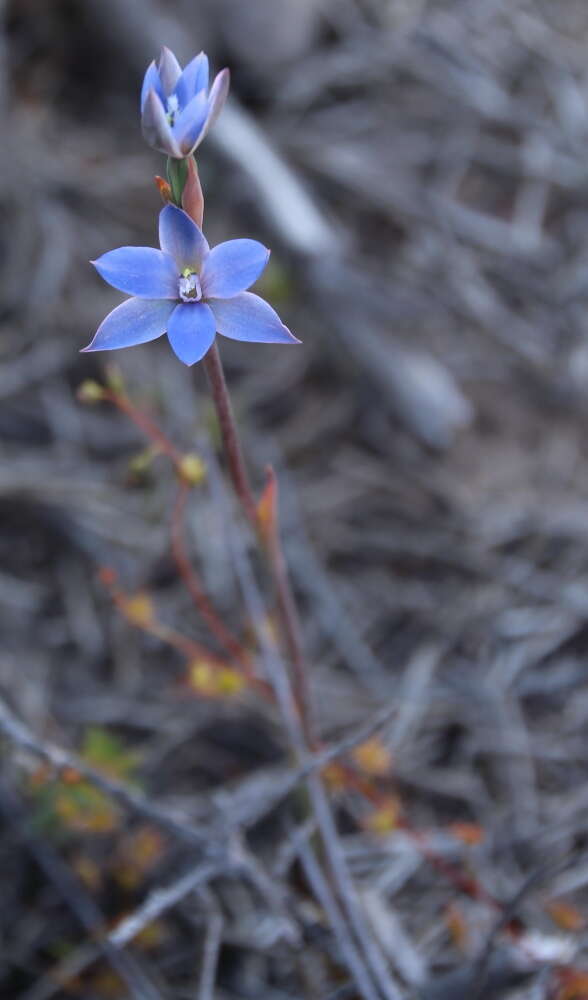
[83,204,299,366]
[141,47,229,158]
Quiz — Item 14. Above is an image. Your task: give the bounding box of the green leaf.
[82,727,139,781]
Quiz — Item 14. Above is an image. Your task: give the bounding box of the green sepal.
[166,157,189,206]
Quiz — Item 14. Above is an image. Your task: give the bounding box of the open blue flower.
[83,205,299,365]
[141,48,229,158]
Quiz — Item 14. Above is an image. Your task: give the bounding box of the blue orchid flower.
[141,48,230,158]
[83,204,299,366]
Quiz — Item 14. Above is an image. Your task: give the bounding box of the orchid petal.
[172,91,209,155]
[201,239,269,299]
[140,60,163,111]
[174,52,209,108]
[82,298,173,352]
[201,69,230,140]
[157,47,182,96]
[167,302,216,365]
[159,204,209,271]
[141,90,182,157]
[210,293,299,344]
[92,247,179,299]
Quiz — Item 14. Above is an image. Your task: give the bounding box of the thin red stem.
[103,574,210,661]
[202,343,314,742]
[203,344,258,526]
[107,369,498,913]
[264,501,314,744]
[170,481,254,674]
[104,389,183,469]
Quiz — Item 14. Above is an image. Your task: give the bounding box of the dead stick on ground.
[22,859,231,1000]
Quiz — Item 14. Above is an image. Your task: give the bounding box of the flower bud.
[179,453,206,486]
[140,49,230,159]
[216,668,246,696]
[125,593,155,628]
[77,380,105,404]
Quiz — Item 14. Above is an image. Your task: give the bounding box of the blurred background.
[2,0,588,997]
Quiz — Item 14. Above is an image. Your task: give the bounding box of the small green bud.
[77,380,105,404]
[179,454,206,486]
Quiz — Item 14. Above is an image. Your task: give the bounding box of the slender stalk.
[104,388,183,468]
[170,481,253,672]
[203,341,314,742]
[264,494,314,743]
[203,343,258,527]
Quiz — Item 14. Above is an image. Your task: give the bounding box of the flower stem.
[264,497,314,743]
[203,343,258,527]
[170,480,254,673]
[203,341,314,743]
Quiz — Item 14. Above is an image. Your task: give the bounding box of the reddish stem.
[105,387,249,661]
[170,481,254,674]
[202,342,314,742]
[104,389,183,469]
[203,343,258,527]
[104,379,499,911]
[103,574,210,661]
[263,481,314,744]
